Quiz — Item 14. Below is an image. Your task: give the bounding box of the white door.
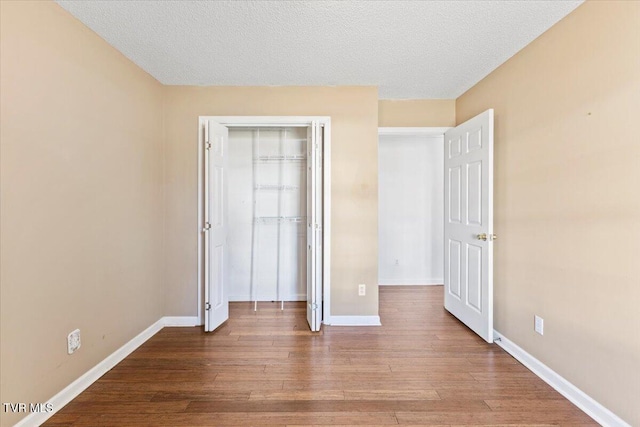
[306,122,323,331]
[444,109,494,343]
[204,121,230,332]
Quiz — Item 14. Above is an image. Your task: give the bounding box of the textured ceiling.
[55,0,583,99]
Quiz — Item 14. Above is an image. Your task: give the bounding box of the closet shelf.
[255,216,306,224]
[254,155,305,162]
[255,184,299,191]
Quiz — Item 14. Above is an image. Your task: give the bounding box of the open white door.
[204,120,230,332]
[444,109,494,343]
[306,122,323,331]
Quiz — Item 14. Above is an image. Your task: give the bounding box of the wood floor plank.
[58,400,189,414]
[43,286,597,426]
[185,399,490,413]
[151,390,251,401]
[212,380,284,390]
[68,412,400,426]
[395,410,599,425]
[249,390,346,401]
[343,389,440,400]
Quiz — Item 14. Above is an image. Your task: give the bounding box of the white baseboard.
[13,316,200,426]
[163,316,200,327]
[494,330,630,427]
[323,315,381,326]
[379,279,443,286]
[14,318,166,427]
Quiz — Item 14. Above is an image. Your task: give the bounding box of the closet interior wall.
[227,127,308,305]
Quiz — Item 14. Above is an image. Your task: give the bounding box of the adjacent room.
[1,1,638,426]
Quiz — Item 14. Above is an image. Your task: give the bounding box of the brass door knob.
[490,234,497,241]
[477,233,487,241]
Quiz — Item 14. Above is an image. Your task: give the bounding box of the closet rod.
[255,155,305,162]
[255,184,299,191]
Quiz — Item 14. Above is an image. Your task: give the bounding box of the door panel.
[444,109,494,343]
[447,239,462,298]
[466,243,482,312]
[467,161,482,226]
[448,167,462,223]
[204,121,229,332]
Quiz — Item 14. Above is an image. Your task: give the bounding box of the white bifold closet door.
[306,122,323,332]
[444,109,494,343]
[203,121,230,332]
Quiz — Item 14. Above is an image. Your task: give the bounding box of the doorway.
[197,116,331,333]
[378,128,447,286]
[378,110,495,344]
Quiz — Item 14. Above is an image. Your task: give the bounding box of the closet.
[201,118,325,333]
[227,127,308,307]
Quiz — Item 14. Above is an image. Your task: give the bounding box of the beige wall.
[456,1,640,424]
[3,0,638,425]
[163,86,379,317]
[378,99,455,127]
[0,2,164,426]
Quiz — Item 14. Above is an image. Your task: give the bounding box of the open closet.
[227,127,308,307]
[200,118,327,333]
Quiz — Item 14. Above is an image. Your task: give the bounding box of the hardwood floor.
[45,286,597,426]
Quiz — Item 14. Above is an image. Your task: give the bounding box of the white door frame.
[197,116,332,326]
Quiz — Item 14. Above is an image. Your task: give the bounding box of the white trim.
[163,316,200,327]
[14,319,165,427]
[197,116,331,326]
[206,116,331,127]
[323,315,381,326]
[197,120,204,324]
[13,317,201,426]
[494,330,631,427]
[378,127,451,137]
[322,121,331,325]
[378,279,443,286]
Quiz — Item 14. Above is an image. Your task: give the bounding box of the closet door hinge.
[203,222,211,232]
[205,302,211,311]
[205,142,211,150]
[311,303,319,311]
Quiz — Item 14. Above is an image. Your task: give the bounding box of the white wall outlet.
[67,329,81,354]
[358,284,366,296]
[534,315,544,335]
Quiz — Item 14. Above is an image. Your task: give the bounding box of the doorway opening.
[378,112,494,344]
[197,116,331,333]
[378,127,448,286]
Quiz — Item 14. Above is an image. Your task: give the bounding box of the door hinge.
[205,302,211,311]
[205,142,211,150]
[203,222,211,232]
[311,303,319,311]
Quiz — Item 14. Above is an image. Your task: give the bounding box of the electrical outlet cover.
[358,284,366,296]
[534,316,544,335]
[68,329,81,354]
